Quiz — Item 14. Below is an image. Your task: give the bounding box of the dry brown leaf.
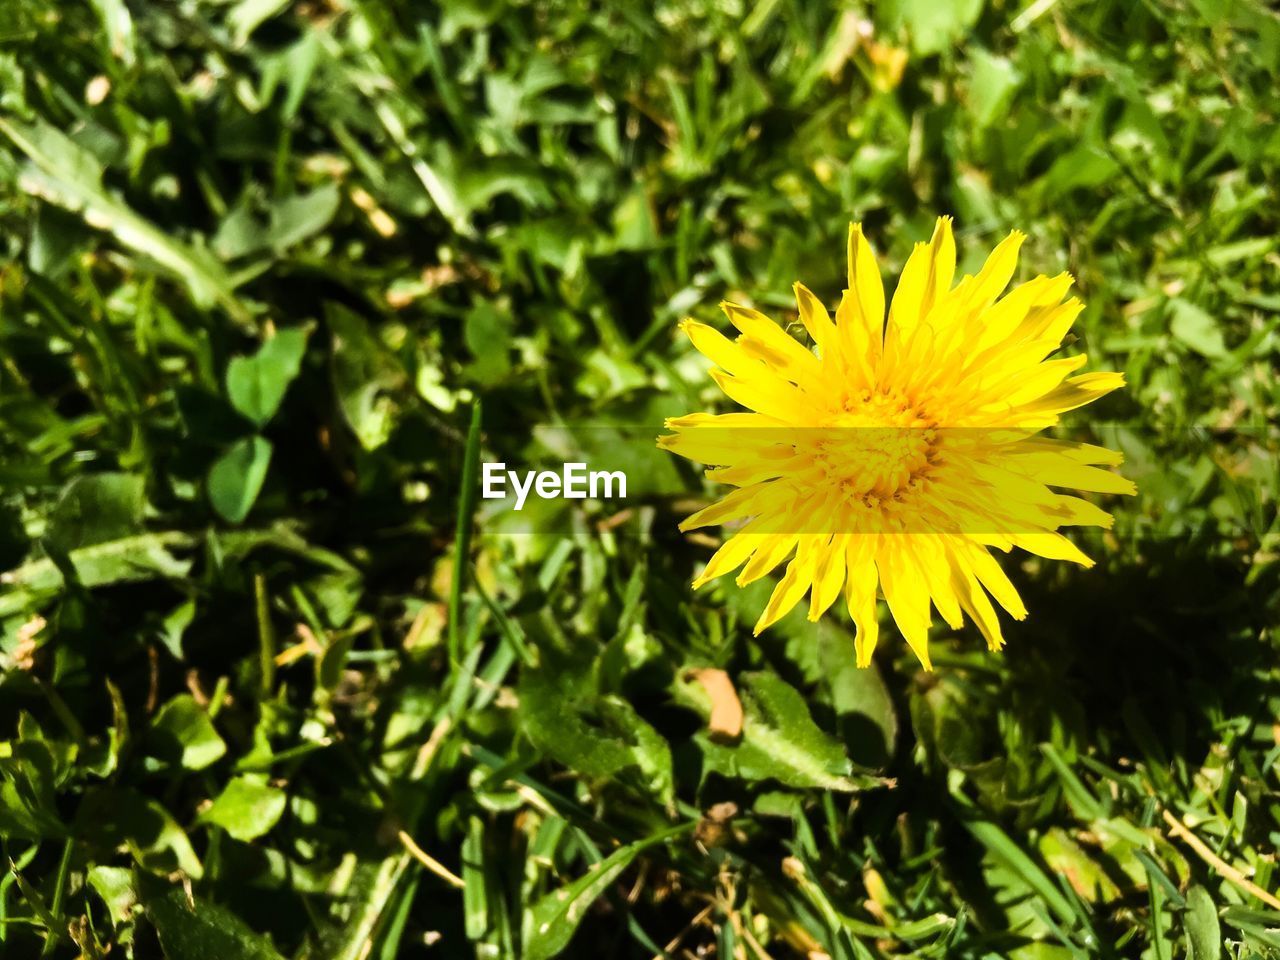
[687,667,744,741]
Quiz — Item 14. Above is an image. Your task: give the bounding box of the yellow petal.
[721,301,821,382]
[875,539,933,669]
[693,533,763,588]
[708,368,808,423]
[659,412,796,468]
[844,536,881,667]
[663,412,774,430]
[1019,437,1125,466]
[1026,298,1085,349]
[1010,532,1094,566]
[680,319,767,379]
[659,426,776,465]
[888,216,955,337]
[1000,355,1091,407]
[1013,283,1082,342]
[949,555,1006,651]
[807,534,846,620]
[973,273,1073,352]
[738,532,800,585]
[706,452,811,487]
[845,222,885,344]
[916,536,963,629]
[959,542,1027,619]
[793,282,835,350]
[834,289,877,387]
[1049,495,1115,528]
[1008,453,1137,495]
[956,230,1025,317]
[754,536,821,633]
[1010,371,1126,421]
[678,484,765,531]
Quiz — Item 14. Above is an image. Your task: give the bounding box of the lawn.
[1,0,1279,958]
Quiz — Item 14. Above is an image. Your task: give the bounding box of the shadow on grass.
[923,532,1277,949]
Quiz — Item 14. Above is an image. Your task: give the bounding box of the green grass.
[1,0,1279,957]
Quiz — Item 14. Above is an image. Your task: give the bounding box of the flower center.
[815,390,938,505]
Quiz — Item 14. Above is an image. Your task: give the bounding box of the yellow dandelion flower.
[660,217,1135,669]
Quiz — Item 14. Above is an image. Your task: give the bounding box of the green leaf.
[610,186,658,251]
[1220,907,1280,950]
[139,873,286,960]
[599,695,675,807]
[326,302,405,450]
[462,301,513,384]
[77,788,204,878]
[228,0,293,48]
[208,436,273,524]
[1184,885,1221,960]
[0,117,247,321]
[519,662,670,792]
[226,325,311,426]
[1041,144,1120,198]
[28,204,85,279]
[87,0,136,65]
[883,0,984,55]
[1169,299,1228,358]
[968,49,1021,128]
[87,865,138,928]
[1038,827,1120,902]
[773,608,897,769]
[81,678,130,780]
[0,740,67,840]
[681,671,874,791]
[461,816,488,939]
[524,826,688,960]
[44,472,146,556]
[0,532,195,618]
[213,197,266,260]
[197,776,287,841]
[267,185,341,253]
[317,628,358,692]
[147,694,226,772]
[158,597,196,661]
[313,855,411,960]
